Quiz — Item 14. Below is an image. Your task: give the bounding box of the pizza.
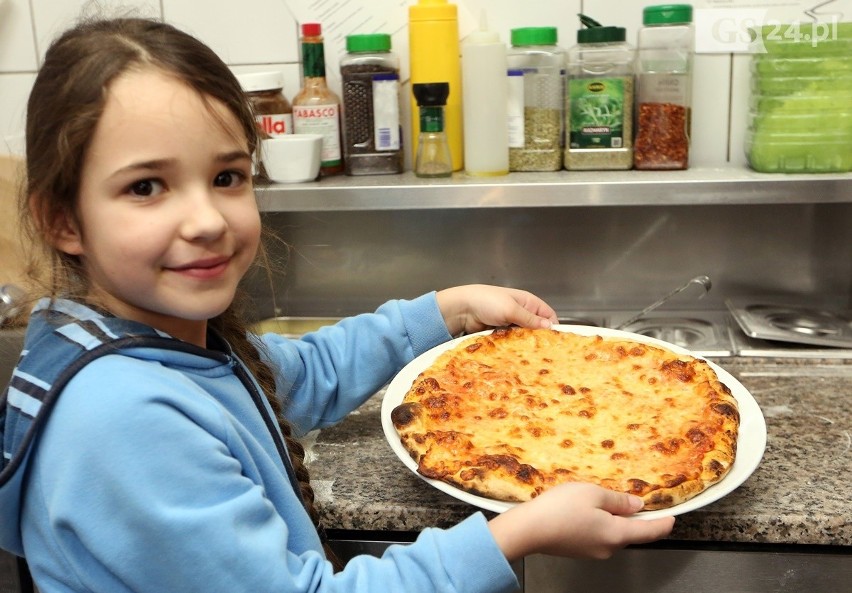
[391,326,739,510]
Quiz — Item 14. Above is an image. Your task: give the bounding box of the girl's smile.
[167,256,232,279]
[53,68,261,346]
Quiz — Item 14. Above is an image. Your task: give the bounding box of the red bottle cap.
[302,23,322,37]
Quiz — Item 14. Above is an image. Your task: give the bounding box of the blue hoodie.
[0,295,518,593]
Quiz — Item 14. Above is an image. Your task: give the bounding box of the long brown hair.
[22,17,338,568]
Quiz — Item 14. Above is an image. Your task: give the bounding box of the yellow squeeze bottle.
[409,0,463,171]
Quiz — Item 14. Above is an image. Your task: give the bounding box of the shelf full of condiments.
[240,2,827,182]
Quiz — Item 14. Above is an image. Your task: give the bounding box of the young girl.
[0,18,673,593]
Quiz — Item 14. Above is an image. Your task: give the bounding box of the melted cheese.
[396,327,739,507]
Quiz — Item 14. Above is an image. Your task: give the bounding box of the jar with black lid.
[236,70,294,138]
[340,33,403,175]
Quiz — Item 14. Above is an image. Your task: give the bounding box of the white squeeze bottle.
[461,12,509,176]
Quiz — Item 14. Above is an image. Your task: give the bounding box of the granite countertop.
[306,357,852,547]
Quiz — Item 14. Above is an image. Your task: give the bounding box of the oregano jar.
[506,27,565,172]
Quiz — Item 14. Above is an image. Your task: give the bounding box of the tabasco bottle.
[293,23,343,176]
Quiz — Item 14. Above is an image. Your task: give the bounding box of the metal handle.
[615,275,712,330]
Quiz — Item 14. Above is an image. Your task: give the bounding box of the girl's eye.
[128,179,164,197]
[214,170,247,188]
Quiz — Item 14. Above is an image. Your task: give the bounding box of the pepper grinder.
[412,82,452,178]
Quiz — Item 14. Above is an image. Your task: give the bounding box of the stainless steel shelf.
[255,166,852,212]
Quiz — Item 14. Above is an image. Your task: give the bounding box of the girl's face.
[55,68,261,346]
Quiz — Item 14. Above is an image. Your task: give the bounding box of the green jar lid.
[643,4,693,25]
[576,13,626,43]
[511,27,558,46]
[346,33,391,53]
[577,25,626,43]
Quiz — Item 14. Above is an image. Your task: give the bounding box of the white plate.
[381,325,767,519]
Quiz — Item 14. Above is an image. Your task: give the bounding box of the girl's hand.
[488,483,675,561]
[436,284,559,336]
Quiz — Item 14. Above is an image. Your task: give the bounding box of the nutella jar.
[236,71,294,138]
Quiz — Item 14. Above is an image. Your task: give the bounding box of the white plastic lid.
[464,10,501,46]
[234,71,285,92]
[464,29,500,45]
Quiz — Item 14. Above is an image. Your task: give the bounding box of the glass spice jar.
[633,4,694,170]
[340,33,404,176]
[413,82,453,178]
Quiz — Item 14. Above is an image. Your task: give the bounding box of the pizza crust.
[392,327,739,511]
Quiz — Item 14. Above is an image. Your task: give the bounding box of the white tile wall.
[0,0,39,72]
[164,0,299,64]
[0,0,750,167]
[0,73,34,154]
[30,0,161,60]
[691,54,733,167]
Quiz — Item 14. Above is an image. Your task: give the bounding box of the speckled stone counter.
[306,357,852,547]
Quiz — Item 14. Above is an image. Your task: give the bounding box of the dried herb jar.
[340,33,404,176]
[565,16,635,170]
[506,27,565,172]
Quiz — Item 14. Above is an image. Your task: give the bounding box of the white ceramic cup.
[260,134,322,183]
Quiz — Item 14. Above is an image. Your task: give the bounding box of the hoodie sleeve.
[261,292,452,435]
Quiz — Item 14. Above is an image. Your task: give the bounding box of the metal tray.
[726,299,852,348]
